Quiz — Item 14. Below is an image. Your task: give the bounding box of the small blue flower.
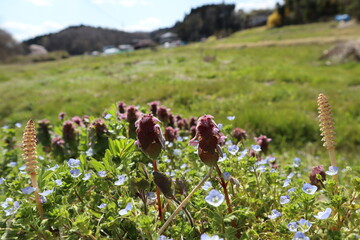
[292,232,309,240]
[302,183,317,195]
[86,148,94,157]
[22,186,35,194]
[148,192,156,200]
[255,159,268,165]
[176,136,183,142]
[38,156,44,160]
[288,187,296,193]
[119,202,133,216]
[104,113,112,119]
[173,149,182,157]
[48,164,59,171]
[205,190,225,207]
[298,219,312,232]
[217,123,223,130]
[2,198,20,216]
[115,175,126,186]
[9,162,17,167]
[223,172,231,181]
[180,163,187,169]
[202,181,212,191]
[268,209,282,219]
[15,123,22,128]
[82,173,92,181]
[158,235,173,240]
[98,203,107,209]
[287,172,295,179]
[67,158,80,168]
[280,195,290,204]
[0,177,5,184]
[39,189,54,196]
[283,178,291,187]
[293,157,301,167]
[287,221,298,232]
[54,179,63,186]
[227,116,235,121]
[19,165,26,171]
[228,145,239,155]
[70,169,82,178]
[314,208,332,220]
[201,233,224,240]
[251,145,261,152]
[40,196,47,203]
[238,149,248,160]
[218,153,227,162]
[98,171,106,178]
[256,165,267,172]
[325,166,338,176]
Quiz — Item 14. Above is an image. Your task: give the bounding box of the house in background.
[159,32,179,45]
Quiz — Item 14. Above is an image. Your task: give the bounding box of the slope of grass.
[0,22,359,153]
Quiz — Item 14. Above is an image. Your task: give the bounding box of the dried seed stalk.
[22,120,44,219]
[317,94,337,182]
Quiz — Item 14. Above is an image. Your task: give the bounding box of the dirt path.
[214,35,359,49]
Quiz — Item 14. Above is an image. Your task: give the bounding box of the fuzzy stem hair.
[23,120,44,219]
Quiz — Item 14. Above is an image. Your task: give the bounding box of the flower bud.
[62,121,76,142]
[232,128,247,143]
[255,135,272,154]
[58,112,66,121]
[71,116,83,127]
[135,114,164,159]
[148,101,160,116]
[157,106,170,124]
[117,101,127,114]
[164,127,178,142]
[153,171,174,199]
[309,165,326,188]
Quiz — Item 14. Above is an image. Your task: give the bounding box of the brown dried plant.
[317,93,338,182]
[22,120,44,219]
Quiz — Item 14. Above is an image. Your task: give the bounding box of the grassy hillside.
[0,22,359,152]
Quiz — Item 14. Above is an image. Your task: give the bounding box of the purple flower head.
[117,101,127,114]
[292,232,310,240]
[135,114,165,159]
[325,166,338,176]
[280,195,290,204]
[58,112,66,121]
[67,158,80,168]
[52,136,65,149]
[255,135,272,154]
[71,116,83,126]
[177,118,189,130]
[164,127,178,142]
[70,169,81,178]
[115,175,126,185]
[314,208,332,220]
[205,189,225,207]
[89,119,108,136]
[168,113,175,127]
[126,106,140,123]
[232,128,247,143]
[302,183,318,194]
[189,117,197,127]
[22,186,35,194]
[62,120,76,142]
[189,115,224,166]
[309,165,326,187]
[82,115,90,126]
[287,221,298,232]
[190,125,196,138]
[157,106,170,123]
[298,219,312,232]
[268,209,282,219]
[148,101,160,116]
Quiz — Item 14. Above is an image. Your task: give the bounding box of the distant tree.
[0,29,22,62]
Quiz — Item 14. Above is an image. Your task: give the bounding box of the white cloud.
[0,21,64,41]
[92,0,149,7]
[27,0,53,6]
[123,17,162,32]
[236,0,283,12]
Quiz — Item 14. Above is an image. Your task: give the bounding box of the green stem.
[158,167,214,235]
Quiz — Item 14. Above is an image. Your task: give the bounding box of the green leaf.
[89,159,105,171]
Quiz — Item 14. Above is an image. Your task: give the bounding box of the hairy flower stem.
[158,167,214,235]
[23,120,44,219]
[153,159,163,221]
[173,199,194,228]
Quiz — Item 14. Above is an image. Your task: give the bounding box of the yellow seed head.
[22,120,38,175]
[317,93,336,150]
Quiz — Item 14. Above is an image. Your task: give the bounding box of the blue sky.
[0,0,280,41]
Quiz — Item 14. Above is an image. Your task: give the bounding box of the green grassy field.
[0,22,359,153]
